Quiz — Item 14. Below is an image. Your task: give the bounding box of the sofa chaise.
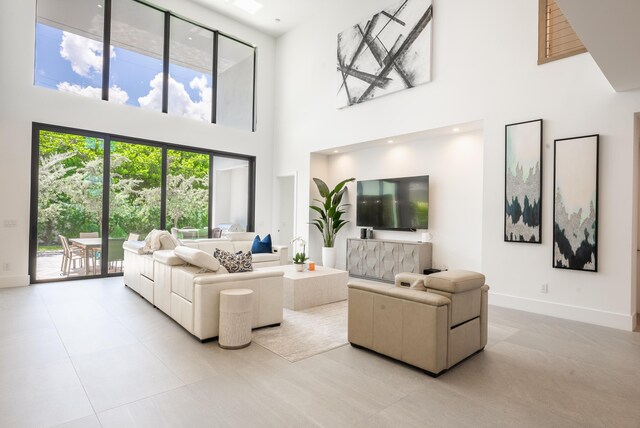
[152,248,284,341]
[122,232,288,341]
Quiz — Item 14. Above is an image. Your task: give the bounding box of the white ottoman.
[219,288,254,349]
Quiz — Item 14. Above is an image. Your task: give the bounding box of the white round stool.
[219,288,254,349]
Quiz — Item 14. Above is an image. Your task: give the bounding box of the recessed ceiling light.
[387,139,394,144]
[231,0,263,15]
[333,150,339,153]
[453,127,460,132]
[97,3,102,7]
[188,36,193,40]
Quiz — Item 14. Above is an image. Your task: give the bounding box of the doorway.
[275,174,297,255]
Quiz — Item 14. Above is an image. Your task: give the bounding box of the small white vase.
[322,246,336,268]
[294,263,305,272]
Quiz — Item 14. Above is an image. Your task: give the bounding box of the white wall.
[310,130,484,272]
[0,0,275,287]
[274,0,640,329]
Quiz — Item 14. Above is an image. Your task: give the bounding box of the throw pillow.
[214,248,253,273]
[251,234,272,254]
[174,246,221,272]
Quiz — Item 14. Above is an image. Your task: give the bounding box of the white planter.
[294,263,305,272]
[322,246,336,268]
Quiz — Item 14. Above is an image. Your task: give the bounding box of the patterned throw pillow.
[214,248,253,273]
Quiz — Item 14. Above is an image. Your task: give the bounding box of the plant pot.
[294,263,305,272]
[322,246,336,268]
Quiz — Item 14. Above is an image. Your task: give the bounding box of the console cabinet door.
[379,242,399,281]
[347,239,364,276]
[363,241,380,278]
[398,244,421,274]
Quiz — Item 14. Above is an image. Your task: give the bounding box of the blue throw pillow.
[251,234,272,254]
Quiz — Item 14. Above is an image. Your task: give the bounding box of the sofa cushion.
[184,240,236,255]
[214,248,253,273]
[174,246,221,272]
[225,232,256,242]
[153,249,184,266]
[251,234,272,254]
[252,253,279,263]
[123,240,145,255]
[425,270,485,293]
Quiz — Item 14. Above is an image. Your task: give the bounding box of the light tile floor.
[0,277,639,427]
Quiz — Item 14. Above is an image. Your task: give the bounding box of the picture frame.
[553,134,599,272]
[336,0,433,108]
[504,119,543,243]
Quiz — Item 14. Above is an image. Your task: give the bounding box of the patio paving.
[36,252,123,281]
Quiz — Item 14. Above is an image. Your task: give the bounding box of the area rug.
[252,300,348,362]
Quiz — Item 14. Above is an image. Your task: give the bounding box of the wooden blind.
[538,0,587,64]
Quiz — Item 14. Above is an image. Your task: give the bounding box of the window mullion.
[212,31,219,124]
[162,11,170,114]
[102,0,112,101]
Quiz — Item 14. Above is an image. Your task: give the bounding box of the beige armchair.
[347,270,489,377]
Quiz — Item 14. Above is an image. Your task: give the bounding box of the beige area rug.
[252,300,348,362]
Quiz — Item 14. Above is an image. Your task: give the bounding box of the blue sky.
[35,23,211,116]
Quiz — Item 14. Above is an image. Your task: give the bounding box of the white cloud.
[60,31,115,77]
[138,73,212,121]
[57,82,129,104]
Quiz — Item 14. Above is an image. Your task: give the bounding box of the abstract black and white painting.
[553,135,599,272]
[505,119,543,243]
[336,0,433,108]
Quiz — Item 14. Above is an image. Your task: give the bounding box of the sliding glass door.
[30,123,255,284]
[108,141,163,273]
[34,130,105,281]
[166,149,210,239]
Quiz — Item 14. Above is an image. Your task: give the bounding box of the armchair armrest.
[272,245,289,265]
[348,280,450,306]
[395,272,428,289]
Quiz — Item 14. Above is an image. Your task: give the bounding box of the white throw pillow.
[174,246,221,272]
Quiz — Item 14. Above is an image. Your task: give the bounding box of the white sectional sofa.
[182,232,288,267]
[152,250,284,341]
[122,232,288,341]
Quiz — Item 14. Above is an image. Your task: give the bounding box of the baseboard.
[489,292,635,331]
[0,275,30,289]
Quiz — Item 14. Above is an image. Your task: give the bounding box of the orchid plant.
[291,236,309,264]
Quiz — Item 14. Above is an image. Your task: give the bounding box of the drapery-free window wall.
[30,123,255,283]
[34,0,256,131]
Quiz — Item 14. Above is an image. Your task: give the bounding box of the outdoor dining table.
[69,237,102,275]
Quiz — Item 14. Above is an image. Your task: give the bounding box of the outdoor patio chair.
[79,232,100,272]
[59,235,84,276]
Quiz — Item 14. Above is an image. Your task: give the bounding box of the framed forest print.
[505,119,543,243]
[553,134,599,272]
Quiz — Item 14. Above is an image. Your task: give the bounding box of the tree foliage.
[36,131,210,246]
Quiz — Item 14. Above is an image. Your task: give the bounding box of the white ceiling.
[191,0,325,37]
[556,0,640,92]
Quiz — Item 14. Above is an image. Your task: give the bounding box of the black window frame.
[37,0,257,132]
[29,122,256,284]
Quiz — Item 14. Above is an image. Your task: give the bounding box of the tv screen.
[356,176,429,230]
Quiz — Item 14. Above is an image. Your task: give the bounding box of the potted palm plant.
[310,177,355,268]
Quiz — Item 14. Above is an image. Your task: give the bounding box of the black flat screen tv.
[356,176,429,230]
